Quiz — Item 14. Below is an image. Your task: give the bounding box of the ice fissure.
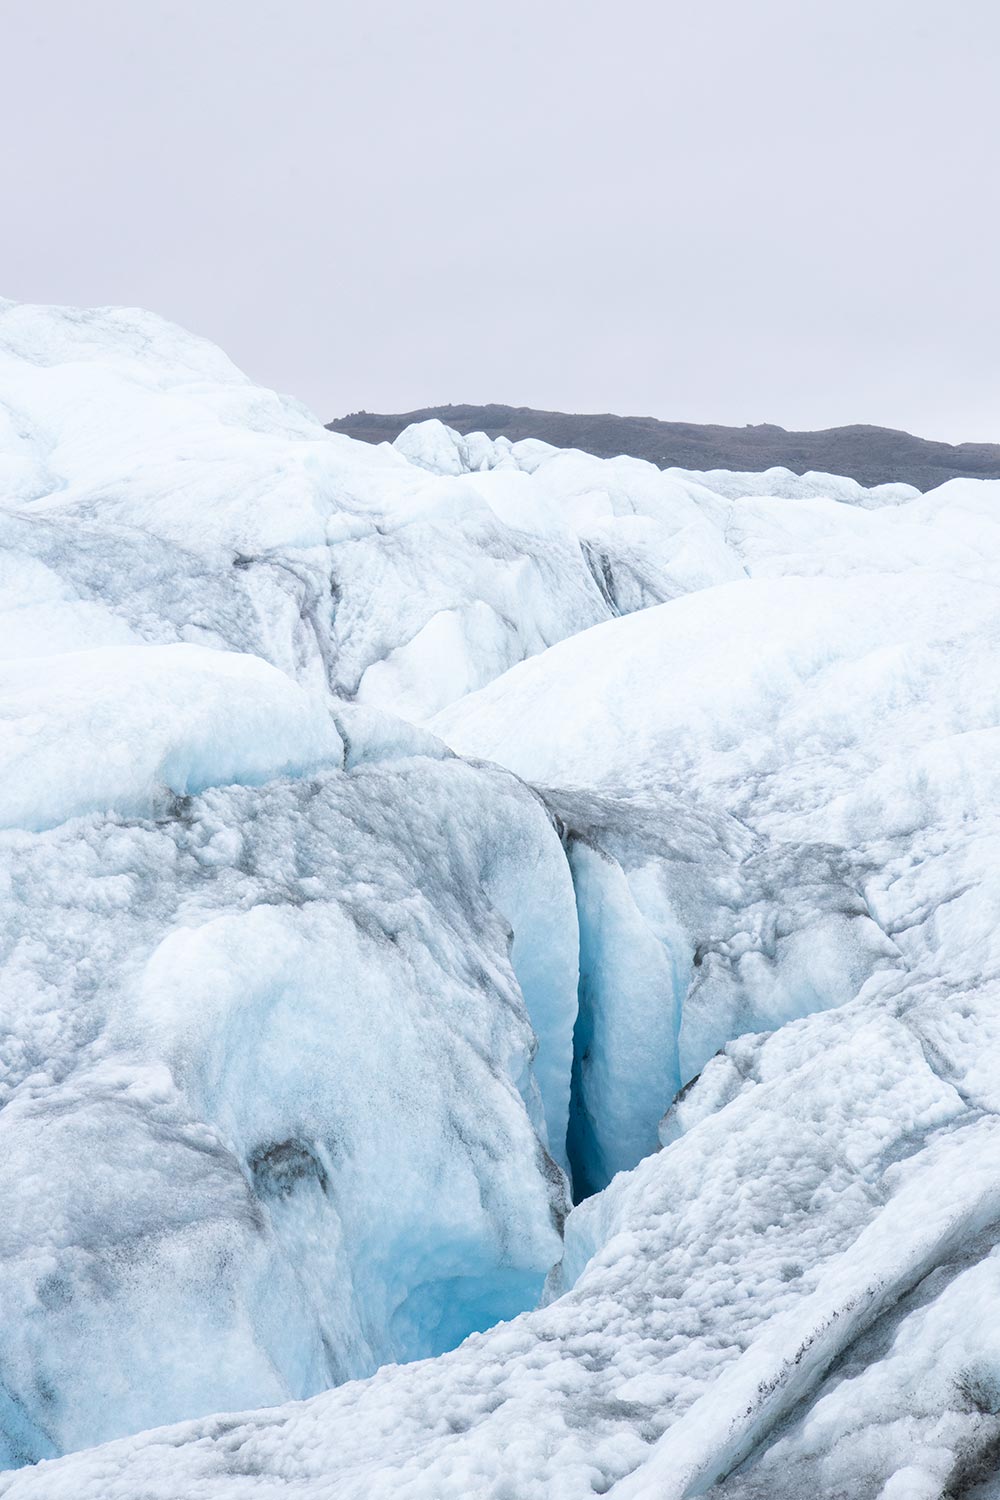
[563,830,683,1200]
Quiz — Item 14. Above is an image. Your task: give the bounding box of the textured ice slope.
[3,298,1000,1498]
[7,978,1000,1499]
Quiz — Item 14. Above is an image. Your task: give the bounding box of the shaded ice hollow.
[2,298,1000,1497]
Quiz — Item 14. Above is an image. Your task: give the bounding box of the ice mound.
[5,299,919,729]
[0,643,343,830]
[0,756,576,1464]
[0,300,739,719]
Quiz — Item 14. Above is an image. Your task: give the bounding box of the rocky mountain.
[328,403,1000,491]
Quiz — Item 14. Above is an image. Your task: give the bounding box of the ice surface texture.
[3,298,1000,1497]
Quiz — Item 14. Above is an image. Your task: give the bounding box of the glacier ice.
[3,297,1000,1498]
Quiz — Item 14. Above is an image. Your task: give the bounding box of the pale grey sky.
[3,0,999,440]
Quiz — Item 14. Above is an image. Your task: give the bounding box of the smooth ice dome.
[3,297,1000,1500]
[0,643,343,829]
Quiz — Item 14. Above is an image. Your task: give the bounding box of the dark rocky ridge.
[327,404,1000,492]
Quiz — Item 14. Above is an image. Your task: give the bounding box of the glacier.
[2,297,1000,1497]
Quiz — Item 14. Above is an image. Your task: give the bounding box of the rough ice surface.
[3,299,1000,1498]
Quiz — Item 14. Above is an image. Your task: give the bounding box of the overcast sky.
[3,0,998,440]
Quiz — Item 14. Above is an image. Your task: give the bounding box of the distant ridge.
[327,404,1000,492]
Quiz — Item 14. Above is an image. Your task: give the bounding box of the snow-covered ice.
[3,298,1000,1498]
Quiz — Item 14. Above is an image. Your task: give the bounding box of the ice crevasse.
[3,298,1000,1498]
